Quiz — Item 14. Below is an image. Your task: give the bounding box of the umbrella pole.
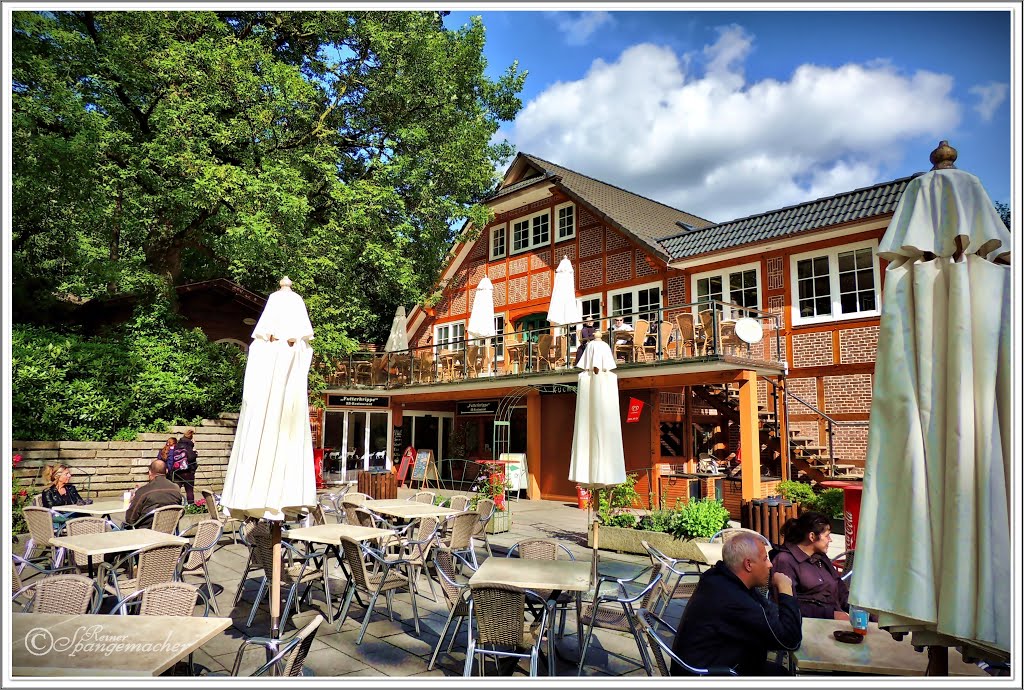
[925,646,949,675]
[270,520,282,640]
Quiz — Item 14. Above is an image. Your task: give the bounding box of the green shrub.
[671,498,731,540]
[777,480,816,505]
[605,513,638,529]
[811,488,845,519]
[636,509,675,534]
[12,302,245,440]
[595,473,640,525]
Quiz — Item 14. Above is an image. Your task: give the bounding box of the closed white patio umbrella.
[467,276,496,375]
[569,338,627,583]
[385,305,409,352]
[849,143,1011,668]
[548,256,582,367]
[222,276,317,639]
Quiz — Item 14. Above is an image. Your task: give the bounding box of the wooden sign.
[396,446,416,485]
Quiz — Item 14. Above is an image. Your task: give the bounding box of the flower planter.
[486,509,510,534]
[587,523,707,562]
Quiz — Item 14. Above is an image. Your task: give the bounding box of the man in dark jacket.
[173,428,199,504]
[671,532,803,675]
[125,459,182,527]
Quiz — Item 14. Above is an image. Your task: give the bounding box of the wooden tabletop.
[794,619,988,676]
[364,501,460,520]
[470,558,593,593]
[11,612,231,676]
[50,499,128,517]
[286,523,394,544]
[49,528,187,557]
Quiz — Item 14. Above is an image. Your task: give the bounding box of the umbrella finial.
[279,276,293,291]
[929,140,957,170]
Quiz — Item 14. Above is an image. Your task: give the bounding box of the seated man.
[671,532,802,675]
[124,459,182,528]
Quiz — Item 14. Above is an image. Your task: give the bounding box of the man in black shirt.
[125,459,182,527]
[671,531,803,675]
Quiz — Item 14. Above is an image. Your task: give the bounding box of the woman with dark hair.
[770,511,850,620]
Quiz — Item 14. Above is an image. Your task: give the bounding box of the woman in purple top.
[770,511,850,620]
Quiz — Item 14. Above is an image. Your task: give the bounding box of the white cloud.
[509,27,961,221]
[969,82,1008,122]
[547,11,613,46]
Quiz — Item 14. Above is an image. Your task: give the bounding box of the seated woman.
[40,464,88,527]
[771,511,849,620]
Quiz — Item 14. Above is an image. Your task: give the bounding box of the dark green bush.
[811,488,845,519]
[12,304,245,440]
[777,480,816,505]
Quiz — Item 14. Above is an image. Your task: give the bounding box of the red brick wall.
[508,275,528,304]
[839,326,879,364]
[579,224,603,258]
[791,331,833,368]
[832,425,870,464]
[824,374,873,415]
[487,263,506,280]
[606,251,632,283]
[509,256,529,276]
[531,250,552,272]
[493,280,507,307]
[530,270,552,300]
[636,249,659,277]
[606,226,630,252]
[666,273,686,307]
[579,257,603,291]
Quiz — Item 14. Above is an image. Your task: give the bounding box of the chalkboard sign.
[411,449,433,481]
[391,425,403,464]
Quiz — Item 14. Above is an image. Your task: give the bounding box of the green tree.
[994,201,1010,230]
[12,10,525,358]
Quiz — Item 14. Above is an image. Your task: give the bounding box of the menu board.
[411,449,434,482]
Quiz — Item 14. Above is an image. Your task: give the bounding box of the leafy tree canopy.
[12,10,525,357]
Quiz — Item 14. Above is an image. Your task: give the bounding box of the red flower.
[13,454,23,467]
[19,489,28,497]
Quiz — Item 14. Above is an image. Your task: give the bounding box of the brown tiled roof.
[508,154,715,260]
[662,175,917,260]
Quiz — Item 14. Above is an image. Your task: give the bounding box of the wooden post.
[526,389,542,499]
[738,370,761,501]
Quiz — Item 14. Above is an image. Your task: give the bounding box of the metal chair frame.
[427,548,477,671]
[641,540,704,617]
[464,582,551,677]
[335,536,421,643]
[125,504,185,535]
[507,539,583,640]
[13,573,104,614]
[176,519,225,615]
[635,607,738,676]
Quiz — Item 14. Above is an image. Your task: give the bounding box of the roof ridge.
[520,152,716,227]
[665,173,919,240]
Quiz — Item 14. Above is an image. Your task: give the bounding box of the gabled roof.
[492,153,715,261]
[661,175,917,260]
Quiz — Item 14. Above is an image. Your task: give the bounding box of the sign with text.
[626,397,644,423]
[457,400,498,416]
[327,395,389,408]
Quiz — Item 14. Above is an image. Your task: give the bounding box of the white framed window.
[690,261,762,321]
[434,322,466,351]
[608,281,662,325]
[789,240,881,326]
[511,210,551,254]
[489,224,506,260]
[555,202,576,241]
[571,294,601,348]
[492,314,505,360]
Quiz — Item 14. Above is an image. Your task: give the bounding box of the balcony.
[319,301,786,393]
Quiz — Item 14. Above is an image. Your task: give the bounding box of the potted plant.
[813,488,846,535]
[470,463,512,533]
[11,454,34,544]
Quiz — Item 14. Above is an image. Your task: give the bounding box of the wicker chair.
[62,516,117,573]
[410,491,436,505]
[245,531,333,630]
[444,495,471,512]
[222,614,324,677]
[576,566,665,676]
[471,498,496,561]
[126,504,185,535]
[317,492,345,523]
[200,490,242,544]
[233,519,269,608]
[399,516,440,602]
[12,555,75,603]
[341,492,370,508]
[440,511,482,569]
[98,542,186,604]
[427,547,477,671]
[507,539,583,641]
[641,540,704,617]
[635,608,737,676]
[464,582,550,677]
[13,573,103,614]
[20,506,64,569]
[335,535,421,643]
[176,519,224,615]
[674,313,698,357]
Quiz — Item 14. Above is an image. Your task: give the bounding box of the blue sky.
[445,8,1014,223]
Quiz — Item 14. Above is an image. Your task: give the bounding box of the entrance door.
[323,409,391,482]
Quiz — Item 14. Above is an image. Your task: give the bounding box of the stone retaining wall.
[12,413,238,499]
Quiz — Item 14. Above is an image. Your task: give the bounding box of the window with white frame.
[691,261,762,320]
[790,241,881,325]
[491,314,505,360]
[490,224,506,260]
[555,202,576,241]
[572,294,601,348]
[609,282,662,324]
[511,210,550,254]
[434,322,466,351]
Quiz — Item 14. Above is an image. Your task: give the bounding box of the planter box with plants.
[775,481,846,534]
[469,461,512,534]
[586,474,731,560]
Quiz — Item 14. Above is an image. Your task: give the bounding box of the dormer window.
[490,224,506,260]
[556,202,576,241]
